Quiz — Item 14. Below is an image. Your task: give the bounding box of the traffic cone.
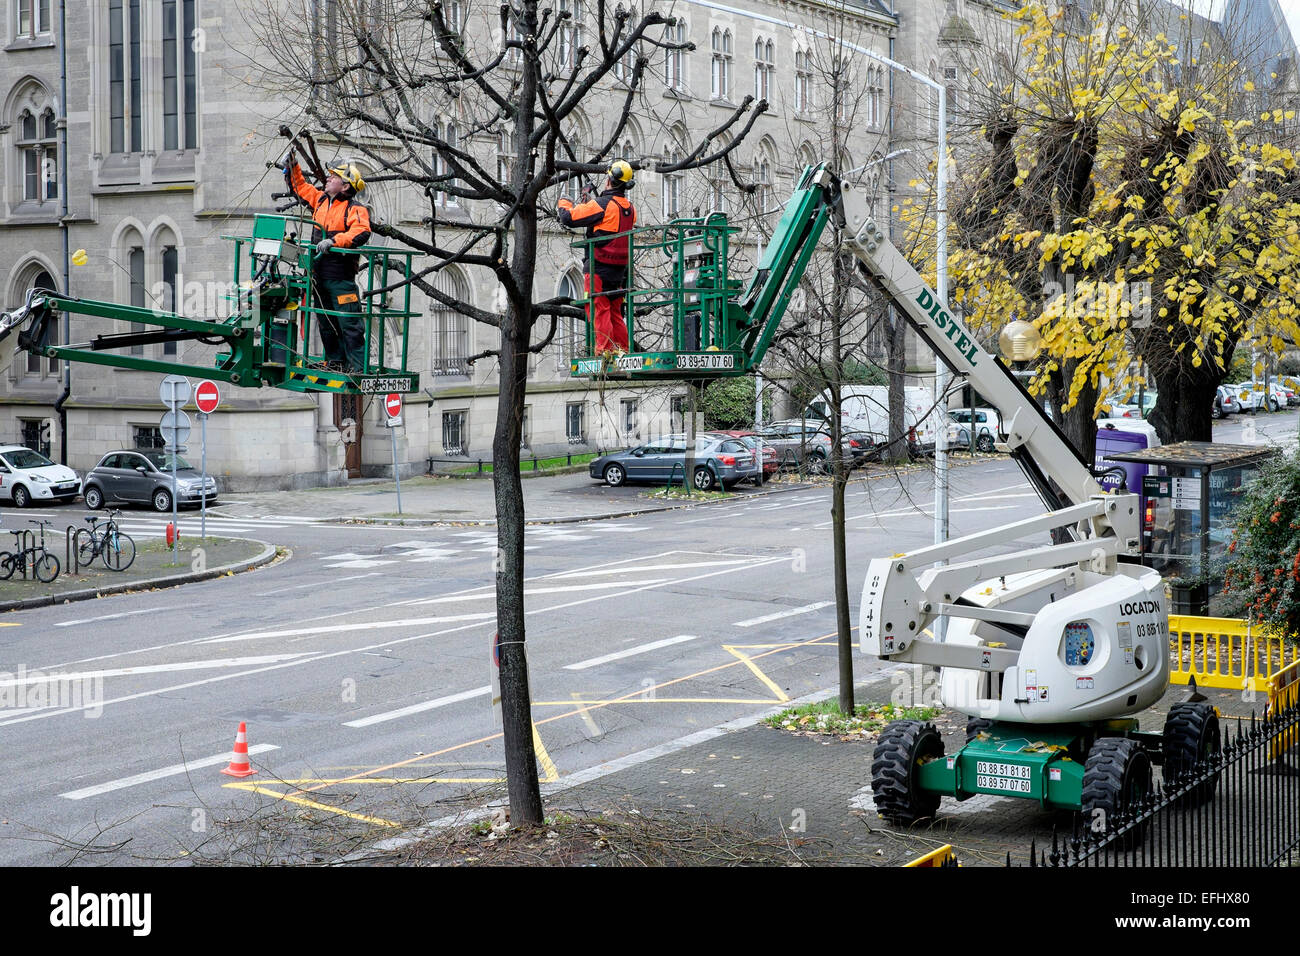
[220,721,258,777]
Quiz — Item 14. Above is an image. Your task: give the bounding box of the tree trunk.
[887,305,907,461]
[493,312,544,826]
[1148,372,1215,444]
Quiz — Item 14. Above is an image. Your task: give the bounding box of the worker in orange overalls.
[557,160,637,354]
[286,155,372,371]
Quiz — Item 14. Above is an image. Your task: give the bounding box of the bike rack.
[665,462,688,495]
[6,529,34,580]
[66,526,82,575]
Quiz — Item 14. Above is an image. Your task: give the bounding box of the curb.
[0,539,281,613]
[319,479,817,527]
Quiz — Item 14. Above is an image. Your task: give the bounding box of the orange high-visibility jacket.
[557,190,636,265]
[290,164,372,249]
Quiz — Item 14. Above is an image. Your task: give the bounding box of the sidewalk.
[532,673,1253,866]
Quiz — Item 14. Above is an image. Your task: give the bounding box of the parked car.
[81,449,219,512]
[1212,385,1242,419]
[706,430,778,478]
[1232,381,1284,412]
[0,445,81,508]
[589,434,759,491]
[948,407,1003,452]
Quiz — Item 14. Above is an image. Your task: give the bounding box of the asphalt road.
[4,409,1294,867]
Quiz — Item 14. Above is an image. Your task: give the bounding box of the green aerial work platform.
[4,213,422,395]
[567,164,836,380]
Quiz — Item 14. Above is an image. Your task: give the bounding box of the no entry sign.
[384,393,403,419]
[195,380,220,414]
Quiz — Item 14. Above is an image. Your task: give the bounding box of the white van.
[0,445,81,508]
[805,385,943,451]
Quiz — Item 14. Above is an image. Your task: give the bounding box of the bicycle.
[0,519,61,583]
[76,509,137,572]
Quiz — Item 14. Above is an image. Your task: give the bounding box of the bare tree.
[250,0,766,825]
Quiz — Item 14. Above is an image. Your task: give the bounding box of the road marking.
[570,692,604,736]
[409,579,670,607]
[60,744,280,799]
[53,607,170,628]
[0,654,307,684]
[205,612,496,644]
[532,724,560,782]
[564,635,698,670]
[551,558,757,578]
[343,685,491,728]
[222,781,400,827]
[253,572,381,596]
[724,645,789,701]
[733,601,834,628]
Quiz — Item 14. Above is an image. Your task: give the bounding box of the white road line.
[343,686,491,728]
[550,558,757,578]
[54,607,170,628]
[0,654,307,684]
[59,745,280,800]
[253,572,382,596]
[564,635,697,671]
[203,612,496,644]
[407,579,669,606]
[733,601,834,628]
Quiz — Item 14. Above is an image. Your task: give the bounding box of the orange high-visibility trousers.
[586,272,629,353]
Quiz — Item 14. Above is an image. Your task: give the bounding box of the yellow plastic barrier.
[1266,659,1300,760]
[903,844,957,867]
[1167,615,1300,693]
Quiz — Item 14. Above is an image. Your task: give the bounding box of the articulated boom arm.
[829,181,1143,667]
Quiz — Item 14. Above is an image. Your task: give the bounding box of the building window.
[566,402,586,443]
[128,246,146,355]
[663,20,686,91]
[709,170,727,214]
[442,410,468,455]
[520,404,531,450]
[443,0,462,34]
[757,158,773,215]
[557,271,584,369]
[19,419,51,458]
[431,268,470,375]
[794,50,812,114]
[133,424,164,449]
[710,27,731,100]
[944,65,960,115]
[661,147,682,219]
[161,0,199,151]
[670,395,686,433]
[496,129,515,183]
[161,245,179,355]
[558,0,584,71]
[434,121,459,208]
[16,266,58,377]
[621,398,639,441]
[109,0,144,153]
[753,38,773,102]
[16,0,52,38]
[17,108,58,203]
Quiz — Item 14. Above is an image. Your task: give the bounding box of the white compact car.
[0,445,81,508]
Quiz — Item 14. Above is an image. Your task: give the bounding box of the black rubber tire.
[977,434,995,453]
[1211,402,1224,420]
[1162,701,1222,806]
[152,488,173,513]
[76,530,97,569]
[1081,737,1152,847]
[33,553,59,584]
[0,552,14,581]
[11,485,30,509]
[965,717,994,744]
[871,720,944,825]
[806,451,827,474]
[101,531,137,572]
[603,463,626,487]
[1269,397,1281,412]
[693,467,716,491]
[83,485,104,510]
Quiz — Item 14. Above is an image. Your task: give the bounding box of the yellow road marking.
[571,691,604,736]
[0,623,20,628]
[536,697,776,706]
[532,723,560,782]
[223,782,401,827]
[235,777,505,785]
[723,645,789,702]
[292,631,840,795]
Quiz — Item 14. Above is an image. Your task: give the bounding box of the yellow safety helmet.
[330,163,366,194]
[608,159,635,187]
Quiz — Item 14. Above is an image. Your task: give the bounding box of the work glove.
[316,238,335,255]
[280,149,297,169]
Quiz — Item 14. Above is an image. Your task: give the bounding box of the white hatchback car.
[0,445,81,508]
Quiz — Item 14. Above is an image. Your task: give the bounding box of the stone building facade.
[0,0,1018,489]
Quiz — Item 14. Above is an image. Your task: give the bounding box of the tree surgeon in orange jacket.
[287,157,372,371]
[557,160,637,354]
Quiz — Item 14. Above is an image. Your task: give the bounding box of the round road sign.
[159,374,191,410]
[195,380,221,414]
[160,409,192,448]
[384,393,403,419]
